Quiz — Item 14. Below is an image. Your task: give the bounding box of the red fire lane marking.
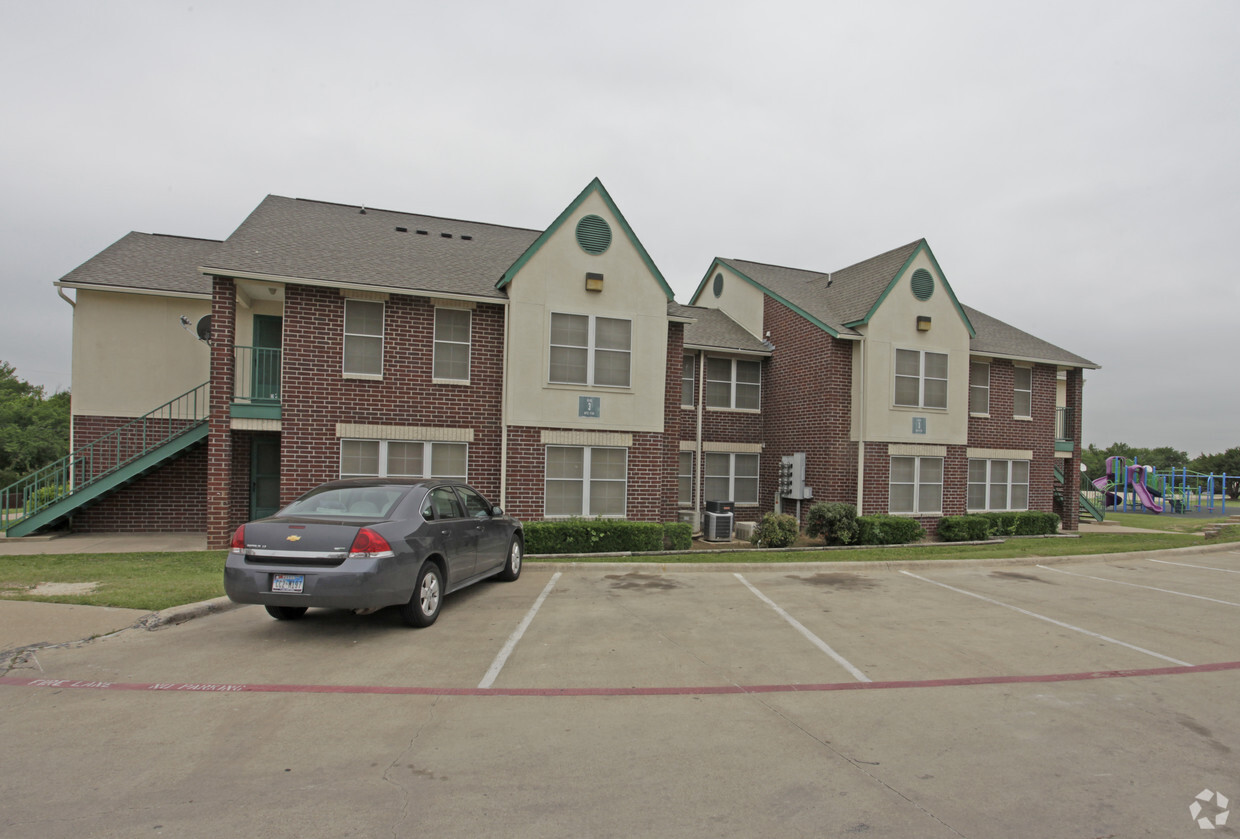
[3,660,1240,698]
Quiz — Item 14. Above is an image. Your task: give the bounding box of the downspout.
[499,301,510,510]
[855,335,866,515]
[57,285,76,451]
[695,352,705,522]
[57,286,76,308]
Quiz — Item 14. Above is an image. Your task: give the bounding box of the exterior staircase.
[1054,465,1105,522]
[1,383,209,538]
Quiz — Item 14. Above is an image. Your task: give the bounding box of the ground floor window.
[678,451,694,505]
[889,456,943,514]
[340,439,467,480]
[545,446,627,517]
[704,452,759,505]
[968,459,1030,511]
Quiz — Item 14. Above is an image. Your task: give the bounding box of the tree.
[0,361,70,489]
[1191,448,1240,500]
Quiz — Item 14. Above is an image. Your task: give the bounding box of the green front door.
[251,436,281,520]
[252,315,283,402]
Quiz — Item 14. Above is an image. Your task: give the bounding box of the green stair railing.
[1,382,210,534]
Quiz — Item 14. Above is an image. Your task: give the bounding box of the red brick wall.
[759,296,857,526]
[661,324,685,521]
[68,439,206,532]
[505,426,669,523]
[206,276,237,548]
[275,287,506,505]
[966,360,1059,519]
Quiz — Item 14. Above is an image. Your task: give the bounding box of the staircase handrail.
[1,382,210,530]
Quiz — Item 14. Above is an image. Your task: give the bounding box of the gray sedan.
[224,478,523,627]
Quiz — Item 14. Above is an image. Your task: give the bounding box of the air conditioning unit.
[702,510,734,542]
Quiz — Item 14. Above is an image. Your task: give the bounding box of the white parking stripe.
[734,573,871,683]
[1037,564,1240,607]
[478,572,561,689]
[900,570,1192,667]
[1147,557,1240,574]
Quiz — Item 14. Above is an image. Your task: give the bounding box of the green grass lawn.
[0,551,227,611]
[2,525,1237,611]
[1101,510,1235,534]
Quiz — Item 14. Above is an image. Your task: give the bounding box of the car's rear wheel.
[496,535,522,582]
[400,561,443,628]
[265,605,308,621]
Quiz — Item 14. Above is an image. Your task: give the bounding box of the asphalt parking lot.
[3,549,1238,838]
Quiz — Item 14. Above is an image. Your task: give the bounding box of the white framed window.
[705,357,761,410]
[343,299,384,377]
[678,451,694,505]
[968,459,1030,511]
[339,439,467,480]
[969,361,990,415]
[894,349,948,409]
[681,354,696,407]
[545,446,627,517]
[1013,366,1033,418]
[704,452,759,505]
[433,307,471,382]
[889,456,943,514]
[549,313,631,387]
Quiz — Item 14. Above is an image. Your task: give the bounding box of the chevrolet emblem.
[286,534,301,542]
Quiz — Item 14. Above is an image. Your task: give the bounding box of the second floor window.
[969,361,990,414]
[705,357,761,410]
[549,313,631,387]
[682,354,696,407]
[343,299,383,376]
[1013,367,1033,418]
[433,307,471,381]
[895,349,947,409]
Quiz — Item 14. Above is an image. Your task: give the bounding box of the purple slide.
[1096,465,1163,513]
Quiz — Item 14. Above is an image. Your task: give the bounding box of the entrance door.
[251,436,281,520]
[251,315,283,402]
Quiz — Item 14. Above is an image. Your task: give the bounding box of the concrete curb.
[139,596,245,629]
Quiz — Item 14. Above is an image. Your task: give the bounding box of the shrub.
[855,515,924,545]
[937,515,992,542]
[663,522,692,551]
[523,519,665,554]
[976,511,1060,537]
[751,512,799,548]
[805,502,859,545]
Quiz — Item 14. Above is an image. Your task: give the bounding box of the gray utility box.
[779,453,813,500]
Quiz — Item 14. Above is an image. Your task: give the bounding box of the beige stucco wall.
[695,263,765,339]
[853,251,972,445]
[70,289,210,418]
[504,192,670,432]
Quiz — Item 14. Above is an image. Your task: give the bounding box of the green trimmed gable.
[843,240,975,338]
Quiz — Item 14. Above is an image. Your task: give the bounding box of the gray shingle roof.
[203,196,542,300]
[56,232,220,295]
[679,305,772,355]
[716,240,1096,368]
[964,306,1099,368]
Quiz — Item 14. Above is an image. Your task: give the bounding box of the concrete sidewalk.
[0,531,208,555]
[0,599,152,656]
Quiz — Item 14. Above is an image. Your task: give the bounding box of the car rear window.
[279,486,407,518]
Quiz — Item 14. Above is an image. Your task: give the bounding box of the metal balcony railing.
[233,345,282,404]
[1055,406,1074,443]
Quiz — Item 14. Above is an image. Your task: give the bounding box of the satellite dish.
[195,314,212,344]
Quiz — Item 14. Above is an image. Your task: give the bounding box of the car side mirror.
[490,505,504,517]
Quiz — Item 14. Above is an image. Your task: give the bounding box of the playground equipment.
[1091,455,1230,516]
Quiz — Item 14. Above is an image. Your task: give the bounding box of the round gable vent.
[575,214,612,255]
[910,268,935,301]
[712,272,724,297]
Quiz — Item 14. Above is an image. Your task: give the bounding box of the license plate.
[272,574,304,593]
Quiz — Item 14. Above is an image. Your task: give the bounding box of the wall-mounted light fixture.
[916,315,932,332]
[585,272,604,292]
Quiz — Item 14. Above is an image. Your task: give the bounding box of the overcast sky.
[2,0,1237,456]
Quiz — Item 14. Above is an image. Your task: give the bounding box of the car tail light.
[349,527,394,558]
[230,525,246,551]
